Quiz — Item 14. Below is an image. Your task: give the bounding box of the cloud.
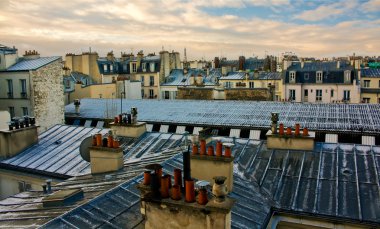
[0,0,379,60]
[294,0,358,22]
[362,0,380,12]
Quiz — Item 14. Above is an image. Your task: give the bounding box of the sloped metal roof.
[41,139,380,228]
[4,56,61,71]
[0,125,185,178]
[65,99,380,134]
[161,69,218,86]
[361,68,380,78]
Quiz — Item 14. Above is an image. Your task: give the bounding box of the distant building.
[0,45,64,132]
[218,71,282,101]
[360,68,380,103]
[213,56,265,75]
[283,61,360,103]
[64,51,101,83]
[160,69,219,100]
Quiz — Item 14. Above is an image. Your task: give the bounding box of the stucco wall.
[225,88,271,100]
[31,59,64,132]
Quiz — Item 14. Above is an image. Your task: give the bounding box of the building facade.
[283,61,360,103]
[0,46,64,132]
[360,68,380,103]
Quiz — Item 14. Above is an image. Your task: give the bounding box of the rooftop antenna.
[184,47,187,63]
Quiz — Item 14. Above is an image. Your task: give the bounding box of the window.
[378,80,380,88]
[304,89,308,97]
[65,79,71,89]
[224,82,232,88]
[20,79,27,98]
[18,181,31,192]
[141,76,144,86]
[150,76,154,86]
[103,64,107,72]
[22,107,28,116]
[330,89,334,97]
[343,90,350,101]
[141,89,144,98]
[123,64,127,72]
[304,73,309,80]
[164,91,170,99]
[316,89,322,102]
[110,65,113,72]
[149,89,154,98]
[7,79,13,98]
[344,71,351,83]
[249,82,254,88]
[132,63,137,73]
[363,98,370,103]
[142,63,147,72]
[150,63,155,72]
[363,80,370,88]
[289,71,296,83]
[289,89,296,101]
[378,98,380,104]
[316,71,323,83]
[9,107,15,118]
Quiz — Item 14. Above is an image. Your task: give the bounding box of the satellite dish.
[79,136,93,162]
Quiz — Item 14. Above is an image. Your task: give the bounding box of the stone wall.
[225,88,271,101]
[177,87,214,100]
[31,59,64,132]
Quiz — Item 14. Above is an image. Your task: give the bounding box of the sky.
[0,0,379,60]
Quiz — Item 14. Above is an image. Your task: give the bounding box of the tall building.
[0,45,64,132]
[360,68,380,103]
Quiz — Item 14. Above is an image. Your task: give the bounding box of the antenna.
[79,136,93,162]
[184,47,187,63]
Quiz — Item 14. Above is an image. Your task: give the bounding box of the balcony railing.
[21,92,27,98]
[7,92,13,98]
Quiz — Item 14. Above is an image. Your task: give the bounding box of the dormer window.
[142,63,147,72]
[103,64,107,72]
[110,65,113,72]
[344,71,351,83]
[316,71,323,83]
[132,63,137,73]
[150,63,155,72]
[289,71,296,83]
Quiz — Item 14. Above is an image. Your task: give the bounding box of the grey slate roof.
[161,69,219,86]
[287,61,353,71]
[0,124,185,178]
[4,56,61,71]
[219,72,282,81]
[65,99,380,133]
[361,68,380,78]
[41,139,380,228]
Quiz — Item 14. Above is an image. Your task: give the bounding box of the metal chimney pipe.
[183,146,191,194]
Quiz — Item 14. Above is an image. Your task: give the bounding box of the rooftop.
[3,56,61,72]
[361,68,380,78]
[161,69,220,86]
[65,99,380,134]
[287,61,353,72]
[2,137,379,228]
[0,124,185,179]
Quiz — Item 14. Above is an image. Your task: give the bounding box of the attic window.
[316,71,323,83]
[289,71,296,83]
[304,73,309,80]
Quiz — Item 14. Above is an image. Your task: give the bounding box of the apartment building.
[360,68,380,103]
[0,45,64,132]
[283,61,360,103]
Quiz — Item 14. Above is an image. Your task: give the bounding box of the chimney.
[196,74,203,86]
[337,61,340,69]
[74,99,80,114]
[0,116,39,158]
[110,107,146,138]
[190,137,234,192]
[214,57,220,68]
[23,50,40,60]
[238,56,245,71]
[88,131,124,174]
[189,74,195,86]
[137,158,235,229]
[266,114,315,151]
[106,51,114,61]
